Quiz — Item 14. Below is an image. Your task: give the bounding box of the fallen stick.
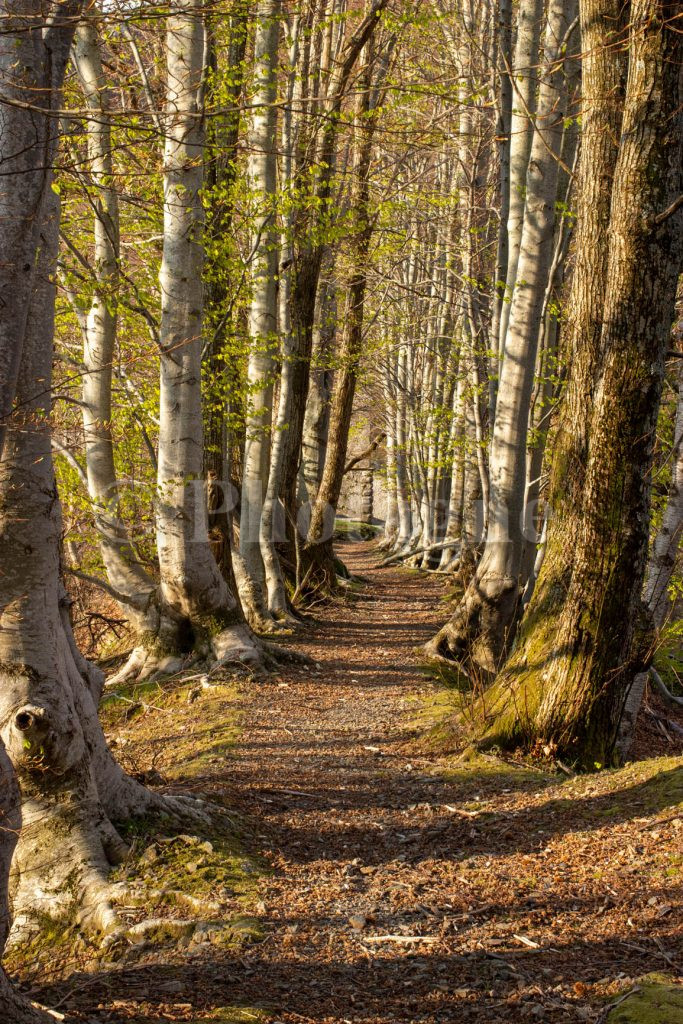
[378,540,458,568]
[650,667,683,708]
[362,935,439,944]
[596,987,641,1024]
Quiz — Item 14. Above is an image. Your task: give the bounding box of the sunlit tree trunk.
[495,0,542,378]
[0,0,81,459]
[426,0,577,674]
[70,20,174,677]
[0,194,206,989]
[238,0,281,628]
[476,0,683,767]
[156,0,260,665]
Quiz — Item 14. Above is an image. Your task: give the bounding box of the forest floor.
[25,540,683,1024]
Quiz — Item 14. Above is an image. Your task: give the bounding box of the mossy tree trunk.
[475,0,683,768]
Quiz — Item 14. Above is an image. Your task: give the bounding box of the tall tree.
[425,0,578,675]
[238,0,281,628]
[155,0,262,667]
[470,0,683,767]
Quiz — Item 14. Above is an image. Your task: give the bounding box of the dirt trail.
[211,541,682,1024]
[43,540,682,1024]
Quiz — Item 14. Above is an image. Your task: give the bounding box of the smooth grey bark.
[439,370,466,569]
[519,85,580,590]
[0,196,204,977]
[260,8,301,620]
[381,427,399,548]
[156,0,259,664]
[71,20,167,667]
[488,0,512,420]
[427,0,577,673]
[239,0,281,627]
[0,0,82,460]
[394,342,413,550]
[495,0,543,373]
[300,272,336,503]
[644,368,683,629]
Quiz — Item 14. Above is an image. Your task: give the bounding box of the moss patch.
[608,978,683,1023]
[333,518,381,540]
[102,673,242,779]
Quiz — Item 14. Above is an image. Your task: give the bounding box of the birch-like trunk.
[72,21,168,661]
[439,370,466,569]
[426,0,577,675]
[260,9,301,620]
[238,0,280,627]
[381,426,399,548]
[495,0,542,377]
[156,0,259,665]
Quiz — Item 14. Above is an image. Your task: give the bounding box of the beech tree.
[425,0,579,675]
[468,0,683,767]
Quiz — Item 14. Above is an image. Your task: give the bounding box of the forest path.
[49,539,682,1023]
[208,540,681,1024]
[226,538,464,1021]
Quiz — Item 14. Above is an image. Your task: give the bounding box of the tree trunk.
[300,271,336,504]
[71,19,174,677]
[494,0,542,384]
[643,367,683,630]
[304,48,377,588]
[238,0,280,628]
[156,0,260,666]
[0,195,205,966]
[204,2,250,589]
[426,0,577,675]
[381,427,399,548]
[260,8,302,621]
[0,0,81,459]
[475,0,683,768]
[278,1,389,569]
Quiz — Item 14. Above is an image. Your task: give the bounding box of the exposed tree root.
[0,978,61,1023]
[106,646,185,688]
[650,667,683,709]
[424,573,521,680]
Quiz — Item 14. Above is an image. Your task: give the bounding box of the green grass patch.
[333,518,381,540]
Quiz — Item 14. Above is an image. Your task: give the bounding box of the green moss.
[6,908,76,971]
[114,816,264,907]
[333,518,380,539]
[101,675,241,775]
[559,757,682,816]
[608,978,683,1023]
